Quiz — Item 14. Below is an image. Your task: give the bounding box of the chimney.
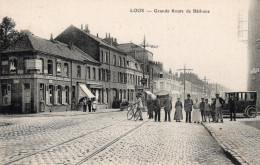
[106,33,107,38]
[111,37,113,45]
[97,33,99,38]
[81,24,83,30]
[113,38,118,46]
[50,33,53,41]
[85,24,90,33]
[68,41,73,50]
[108,33,110,38]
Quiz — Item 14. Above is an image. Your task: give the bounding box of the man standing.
[147,95,154,119]
[228,94,237,121]
[213,93,225,123]
[199,98,205,122]
[184,94,193,123]
[135,94,144,121]
[164,96,172,122]
[87,98,92,112]
[83,97,87,112]
[153,97,161,122]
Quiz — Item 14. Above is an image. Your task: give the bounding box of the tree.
[0,17,20,51]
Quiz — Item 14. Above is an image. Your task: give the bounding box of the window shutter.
[108,70,111,82]
[46,85,50,105]
[124,73,127,84]
[7,84,11,105]
[54,86,58,105]
[62,86,66,104]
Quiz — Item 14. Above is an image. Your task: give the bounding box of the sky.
[0,0,249,91]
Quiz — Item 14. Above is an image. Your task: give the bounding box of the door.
[23,83,31,113]
[1,84,8,106]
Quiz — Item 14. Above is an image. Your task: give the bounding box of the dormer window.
[10,58,17,73]
[57,60,61,74]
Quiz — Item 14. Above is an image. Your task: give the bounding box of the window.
[119,57,121,67]
[64,63,69,77]
[77,65,81,78]
[113,55,116,66]
[127,61,129,67]
[49,85,54,104]
[65,86,69,104]
[39,58,44,74]
[1,60,9,74]
[39,83,45,102]
[123,58,126,68]
[99,69,102,80]
[104,52,107,63]
[135,63,138,70]
[93,68,96,80]
[47,60,53,75]
[10,58,17,73]
[72,86,75,101]
[56,60,61,74]
[100,51,103,62]
[87,67,90,79]
[57,86,62,104]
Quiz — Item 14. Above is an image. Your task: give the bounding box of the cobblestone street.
[0,110,233,165]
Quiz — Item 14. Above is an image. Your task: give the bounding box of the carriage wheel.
[246,107,257,118]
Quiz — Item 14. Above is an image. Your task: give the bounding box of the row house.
[55,25,146,108]
[0,33,101,113]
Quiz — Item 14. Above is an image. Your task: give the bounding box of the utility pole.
[139,35,158,91]
[203,76,210,97]
[216,83,218,94]
[177,65,193,103]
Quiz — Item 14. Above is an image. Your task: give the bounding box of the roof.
[117,43,153,54]
[2,33,100,64]
[59,25,127,55]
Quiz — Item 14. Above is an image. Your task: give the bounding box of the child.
[204,99,211,122]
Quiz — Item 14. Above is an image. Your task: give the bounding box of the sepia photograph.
[0,0,259,164]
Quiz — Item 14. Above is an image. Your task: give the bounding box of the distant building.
[248,0,260,111]
[0,33,101,113]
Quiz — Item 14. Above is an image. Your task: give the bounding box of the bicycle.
[127,103,141,121]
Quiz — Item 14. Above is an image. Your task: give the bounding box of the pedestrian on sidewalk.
[164,96,172,122]
[83,97,87,112]
[204,99,211,122]
[135,93,144,121]
[174,97,183,122]
[192,98,201,123]
[199,98,205,122]
[213,93,225,123]
[147,95,154,119]
[184,94,193,123]
[210,98,216,122]
[153,97,161,122]
[87,98,92,112]
[228,94,237,121]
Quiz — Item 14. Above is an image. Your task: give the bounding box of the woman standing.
[192,98,201,123]
[174,98,183,122]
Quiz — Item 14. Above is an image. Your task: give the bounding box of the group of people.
[82,97,97,112]
[145,93,238,123]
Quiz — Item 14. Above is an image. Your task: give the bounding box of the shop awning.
[145,91,156,98]
[87,81,103,89]
[79,83,95,98]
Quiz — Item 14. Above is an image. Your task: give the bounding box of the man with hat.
[184,94,193,123]
[199,97,205,122]
[135,93,144,121]
[213,93,225,123]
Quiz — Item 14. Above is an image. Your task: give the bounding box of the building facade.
[0,33,101,113]
[248,0,260,111]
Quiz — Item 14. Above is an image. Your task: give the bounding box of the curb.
[201,122,249,165]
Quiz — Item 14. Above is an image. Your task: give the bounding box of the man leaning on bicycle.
[133,93,144,121]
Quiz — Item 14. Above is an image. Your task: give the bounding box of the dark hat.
[187,94,191,97]
[215,93,220,95]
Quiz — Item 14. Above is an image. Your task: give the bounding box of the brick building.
[0,33,101,113]
[55,25,146,108]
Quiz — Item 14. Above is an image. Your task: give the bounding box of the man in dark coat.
[228,94,237,121]
[147,96,154,119]
[153,98,161,122]
[184,94,193,123]
[164,96,172,122]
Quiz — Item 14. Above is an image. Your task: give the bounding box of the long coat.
[228,98,238,112]
[184,99,193,112]
[164,97,172,112]
[152,99,161,112]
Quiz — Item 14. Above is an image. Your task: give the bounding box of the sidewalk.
[202,117,260,165]
[0,108,121,118]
